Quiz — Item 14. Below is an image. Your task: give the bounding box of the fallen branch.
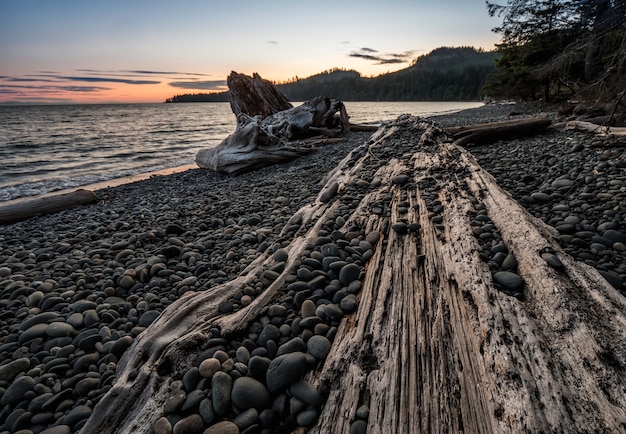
[443,117,552,146]
[0,189,99,225]
[565,120,626,136]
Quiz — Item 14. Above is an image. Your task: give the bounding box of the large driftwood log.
[443,117,552,146]
[565,120,626,136]
[0,189,99,225]
[86,116,626,433]
[196,72,350,174]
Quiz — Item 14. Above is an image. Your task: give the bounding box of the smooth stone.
[182,390,205,412]
[46,322,75,338]
[153,416,172,434]
[110,335,133,358]
[202,421,239,434]
[392,174,410,185]
[247,356,271,381]
[231,376,271,410]
[307,335,331,360]
[340,294,358,313]
[350,420,368,434]
[599,270,624,291]
[199,358,221,378]
[1,375,35,405]
[0,358,31,382]
[198,398,215,424]
[530,192,551,202]
[391,222,408,234]
[277,337,307,356]
[301,300,317,318]
[236,346,251,364]
[339,263,361,285]
[138,310,160,327]
[320,182,339,203]
[163,389,186,414]
[211,371,233,416]
[266,352,308,393]
[62,404,92,428]
[234,408,259,430]
[18,323,48,344]
[500,254,518,272]
[296,408,319,427]
[75,377,100,396]
[603,229,626,244]
[289,379,323,407]
[66,312,84,328]
[541,252,564,269]
[173,414,204,434]
[258,324,280,346]
[493,271,523,291]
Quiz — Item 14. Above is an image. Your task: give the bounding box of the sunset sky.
[0,0,502,105]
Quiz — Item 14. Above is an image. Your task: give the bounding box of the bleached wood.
[0,189,98,225]
[565,120,626,136]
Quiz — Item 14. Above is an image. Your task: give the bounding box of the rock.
[541,252,564,269]
[301,299,317,318]
[339,263,361,285]
[153,416,172,434]
[258,324,281,347]
[163,389,186,414]
[340,294,358,313]
[289,379,323,407]
[199,358,221,378]
[493,271,523,291]
[62,404,92,428]
[296,408,319,427]
[0,357,31,382]
[231,376,271,410]
[39,426,71,434]
[46,322,75,338]
[248,356,271,381]
[266,352,308,393]
[138,310,160,327]
[198,398,215,424]
[1,375,35,405]
[173,414,204,434]
[212,371,232,416]
[307,335,331,360]
[202,421,239,434]
[350,420,368,434]
[234,408,259,430]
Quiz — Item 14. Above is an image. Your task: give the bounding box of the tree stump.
[85,116,626,434]
[196,72,350,175]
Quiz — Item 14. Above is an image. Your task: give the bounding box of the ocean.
[0,101,482,202]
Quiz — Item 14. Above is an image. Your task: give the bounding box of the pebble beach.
[1,102,625,434]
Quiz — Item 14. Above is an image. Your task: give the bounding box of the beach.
[1,102,625,433]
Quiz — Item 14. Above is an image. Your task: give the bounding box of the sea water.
[0,101,482,202]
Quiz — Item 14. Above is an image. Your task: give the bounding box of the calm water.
[0,101,482,202]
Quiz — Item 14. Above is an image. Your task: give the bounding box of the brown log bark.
[0,189,99,225]
[443,117,552,146]
[86,116,626,434]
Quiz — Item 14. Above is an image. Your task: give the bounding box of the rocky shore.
[0,102,624,434]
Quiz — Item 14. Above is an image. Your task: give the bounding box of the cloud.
[168,80,227,91]
[349,48,418,65]
[0,84,111,93]
[36,74,160,85]
[267,41,279,45]
[76,69,210,77]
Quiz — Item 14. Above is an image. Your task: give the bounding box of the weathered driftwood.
[196,72,351,175]
[443,117,552,146]
[0,189,99,225]
[565,120,626,136]
[227,71,292,118]
[85,116,626,433]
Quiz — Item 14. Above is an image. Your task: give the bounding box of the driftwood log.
[196,72,350,175]
[443,117,552,146]
[565,120,626,136]
[85,116,626,433]
[0,189,99,225]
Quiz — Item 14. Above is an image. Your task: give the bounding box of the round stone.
[203,421,239,434]
[153,416,172,434]
[211,371,232,416]
[350,420,368,434]
[266,352,307,393]
[296,408,319,427]
[493,271,523,291]
[301,300,317,318]
[339,263,361,285]
[289,379,323,407]
[1,375,35,405]
[138,310,160,327]
[173,414,203,434]
[231,376,271,410]
[307,335,331,360]
[541,252,564,269]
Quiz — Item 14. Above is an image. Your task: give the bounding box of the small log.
[0,189,99,225]
[565,120,626,136]
[443,117,552,146]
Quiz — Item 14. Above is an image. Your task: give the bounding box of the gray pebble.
[266,352,308,393]
[202,421,239,434]
[211,371,232,415]
[231,376,271,410]
[493,271,523,291]
[307,335,331,360]
[173,414,204,434]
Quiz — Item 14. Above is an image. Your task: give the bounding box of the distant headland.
[165,47,498,103]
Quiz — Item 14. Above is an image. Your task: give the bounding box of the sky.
[0,0,503,105]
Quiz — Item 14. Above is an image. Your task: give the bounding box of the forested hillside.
[165,47,497,103]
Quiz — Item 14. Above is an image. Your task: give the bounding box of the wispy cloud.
[267,41,279,45]
[168,80,227,91]
[349,47,418,65]
[0,84,111,93]
[36,74,160,85]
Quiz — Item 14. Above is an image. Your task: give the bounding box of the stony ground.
[0,102,624,434]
